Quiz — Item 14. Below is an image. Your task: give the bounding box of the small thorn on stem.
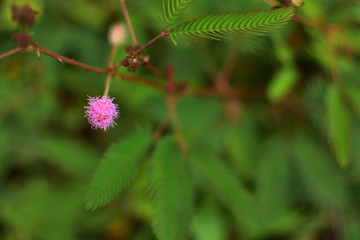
[58,57,64,64]
[36,49,40,58]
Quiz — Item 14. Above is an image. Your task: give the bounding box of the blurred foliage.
[1,0,360,239]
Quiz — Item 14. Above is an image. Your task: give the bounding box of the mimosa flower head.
[85,96,119,131]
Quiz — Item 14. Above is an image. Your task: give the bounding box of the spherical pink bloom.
[85,96,120,131]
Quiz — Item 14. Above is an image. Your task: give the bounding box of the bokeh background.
[1,0,360,239]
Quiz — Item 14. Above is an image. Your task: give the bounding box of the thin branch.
[135,29,169,55]
[0,47,23,61]
[120,0,138,46]
[33,42,107,75]
[29,41,164,90]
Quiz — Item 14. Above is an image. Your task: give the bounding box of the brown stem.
[33,43,107,74]
[0,47,23,61]
[135,29,168,55]
[28,41,164,90]
[1,42,265,101]
[120,0,138,46]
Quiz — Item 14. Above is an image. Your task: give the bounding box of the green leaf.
[148,136,192,240]
[85,127,152,210]
[168,7,294,45]
[326,85,351,168]
[267,35,297,102]
[292,134,347,206]
[161,0,197,27]
[190,151,258,229]
[267,66,297,102]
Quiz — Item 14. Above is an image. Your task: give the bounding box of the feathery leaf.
[148,136,192,240]
[161,0,197,27]
[168,7,294,45]
[85,127,152,210]
[190,151,258,229]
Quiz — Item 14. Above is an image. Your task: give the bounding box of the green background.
[1,0,360,239]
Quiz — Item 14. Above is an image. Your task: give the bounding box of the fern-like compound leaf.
[148,136,192,240]
[168,7,295,45]
[161,0,197,28]
[85,127,152,210]
[190,151,259,229]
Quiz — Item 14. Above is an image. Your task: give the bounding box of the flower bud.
[108,22,127,47]
[11,4,38,27]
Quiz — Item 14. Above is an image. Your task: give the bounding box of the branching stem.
[30,41,164,90]
[0,42,266,98]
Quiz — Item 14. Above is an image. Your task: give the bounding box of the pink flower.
[85,96,120,131]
